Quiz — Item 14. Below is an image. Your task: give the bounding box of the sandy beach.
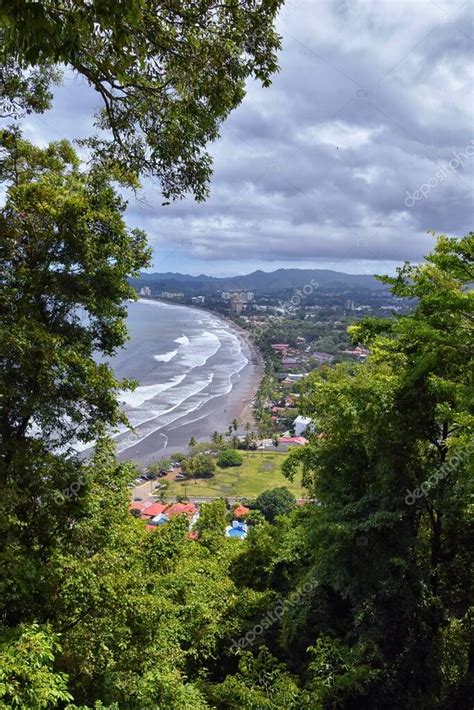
[114,302,264,466]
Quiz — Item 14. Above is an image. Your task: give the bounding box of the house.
[282,373,305,388]
[140,502,168,519]
[311,351,334,364]
[282,357,299,368]
[129,501,154,514]
[166,502,197,517]
[165,502,199,527]
[277,436,307,446]
[293,415,312,436]
[233,504,250,518]
[271,343,290,356]
[133,501,199,530]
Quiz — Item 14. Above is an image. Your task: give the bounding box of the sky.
[21,0,474,276]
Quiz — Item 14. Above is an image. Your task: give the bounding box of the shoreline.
[139,297,264,427]
[117,300,264,465]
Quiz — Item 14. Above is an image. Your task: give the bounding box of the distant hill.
[132,268,387,293]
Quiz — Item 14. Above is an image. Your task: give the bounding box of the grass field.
[164,451,304,499]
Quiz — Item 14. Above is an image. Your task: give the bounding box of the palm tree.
[272,435,280,452]
[188,436,197,451]
[232,418,239,432]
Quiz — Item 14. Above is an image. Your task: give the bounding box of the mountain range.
[132,268,387,294]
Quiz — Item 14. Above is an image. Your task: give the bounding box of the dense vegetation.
[1,3,472,707]
[2,191,472,705]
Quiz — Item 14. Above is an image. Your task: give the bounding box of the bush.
[217,449,244,468]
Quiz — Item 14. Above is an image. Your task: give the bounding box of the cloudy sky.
[23,0,473,275]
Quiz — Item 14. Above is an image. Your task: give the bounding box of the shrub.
[217,449,244,468]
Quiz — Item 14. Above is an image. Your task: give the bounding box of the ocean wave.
[174,334,190,346]
[179,331,221,368]
[154,349,178,363]
[116,373,214,452]
[119,374,186,408]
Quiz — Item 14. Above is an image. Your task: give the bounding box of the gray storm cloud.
[16,0,474,272]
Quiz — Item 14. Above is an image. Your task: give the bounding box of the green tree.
[195,499,227,550]
[1,0,283,194]
[182,454,216,480]
[0,624,72,708]
[255,487,296,523]
[218,449,244,468]
[0,130,150,468]
[282,233,474,707]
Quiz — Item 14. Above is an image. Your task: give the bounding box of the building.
[159,291,184,300]
[344,299,355,310]
[230,298,245,316]
[233,504,250,519]
[191,295,206,304]
[311,351,334,365]
[241,291,254,302]
[277,436,307,446]
[293,415,312,436]
[130,501,199,529]
[271,343,290,356]
[139,286,151,296]
[223,290,254,306]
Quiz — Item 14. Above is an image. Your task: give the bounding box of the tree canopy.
[1,0,284,197]
[255,486,297,523]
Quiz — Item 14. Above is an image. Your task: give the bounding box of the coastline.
[117,301,264,465]
[138,297,264,427]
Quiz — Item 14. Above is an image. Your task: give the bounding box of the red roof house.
[278,436,307,446]
[129,500,154,513]
[233,505,250,518]
[141,502,168,519]
[165,502,197,517]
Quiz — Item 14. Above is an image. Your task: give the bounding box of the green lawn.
[164,451,304,499]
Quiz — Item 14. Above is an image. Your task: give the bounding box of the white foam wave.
[174,334,190,346]
[116,373,214,452]
[154,349,178,363]
[119,374,186,408]
[179,331,221,368]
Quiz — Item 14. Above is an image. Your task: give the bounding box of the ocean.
[104,299,260,462]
